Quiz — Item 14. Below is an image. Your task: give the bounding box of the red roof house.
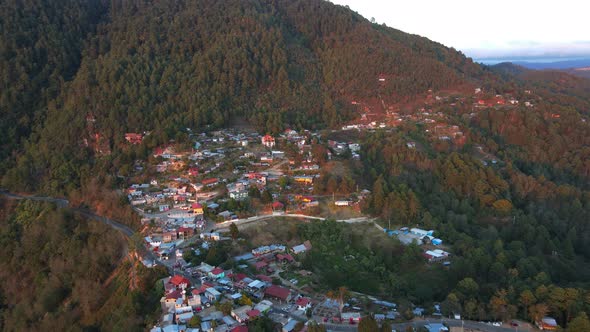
[296,297,312,310]
[254,261,268,270]
[211,268,224,276]
[169,275,191,289]
[247,309,261,319]
[231,326,249,332]
[165,289,183,301]
[276,253,294,263]
[262,134,275,148]
[188,167,199,176]
[264,285,291,302]
[272,201,284,211]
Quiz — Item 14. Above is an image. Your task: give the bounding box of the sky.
[330,0,590,59]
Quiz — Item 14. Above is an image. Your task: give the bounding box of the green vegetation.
[360,127,590,327]
[0,199,166,331]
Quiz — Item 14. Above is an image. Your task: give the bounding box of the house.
[410,228,433,237]
[292,240,312,255]
[247,309,260,320]
[169,275,191,289]
[537,317,558,330]
[424,323,448,332]
[177,227,195,239]
[296,297,312,311]
[423,249,450,263]
[209,267,225,279]
[282,319,298,332]
[188,294,201,309]
[293,176,314,184]
[229,189,248,201]
[276,253,294,264]
[272,201,284,212]
[192,202,204,215]
[341,312,361,323]
[254,300,273,313]
[261,135,275,148]
[264,285,291,302]
[248,280,266,292]
[222,316,238,327]
[205,287,221,302]
[231,305,253,323]
[161,290,183,312]
[202,178,219,187]
[163,231,178,243]
[200,232,221,241]
[231,326,248,332]
[188,167,199,177]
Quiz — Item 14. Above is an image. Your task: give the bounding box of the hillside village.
[127,86,558,332]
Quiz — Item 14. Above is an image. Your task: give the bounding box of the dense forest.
[2,0,590,330]
[0,0,485,195]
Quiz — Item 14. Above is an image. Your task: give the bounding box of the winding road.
[0,190,134,237]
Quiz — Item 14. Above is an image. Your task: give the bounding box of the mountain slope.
[0,0,105,171]
[1,0,489,192]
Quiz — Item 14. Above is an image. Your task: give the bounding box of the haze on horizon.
[331,0,590,60]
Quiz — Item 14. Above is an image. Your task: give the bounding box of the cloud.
[465,41,590,59]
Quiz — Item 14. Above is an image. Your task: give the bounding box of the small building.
[296,297,312,311]
[423,249,450,263]
[254,300,273,313]
[291,240,312,255]
[537,317,558,330]
[262,135,276,148]
[202,178,219,187]
[293,176,314,184]
[282,319,298,332]
[341,312,361,323]
[205,287,221,302]
[192,202,204,214]
[168,275,191,289]
[231,305,253,323]
[209,268,225,279]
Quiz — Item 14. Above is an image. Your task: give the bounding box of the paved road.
[213,213,374,230]
[320,318,529,332]
[0,190,162,265]
[1,191,134,237]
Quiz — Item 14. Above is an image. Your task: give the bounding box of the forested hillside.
[0,0,105,173]
[0,199,166,331]
[1,0,486,194]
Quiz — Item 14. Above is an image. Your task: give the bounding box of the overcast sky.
[330,0,590,59]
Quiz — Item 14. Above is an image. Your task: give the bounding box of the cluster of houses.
[383,227,450,264]
[151,239,316,332]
